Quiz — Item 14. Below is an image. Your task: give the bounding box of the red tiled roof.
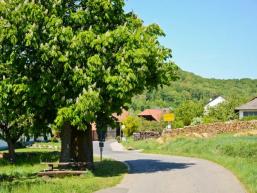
[112,110,130,122]
[138,109,163,122]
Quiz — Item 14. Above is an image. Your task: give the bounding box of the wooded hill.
[129,70,257,111]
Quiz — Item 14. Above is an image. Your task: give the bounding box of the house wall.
[239,110,257,119]
[204,96,226,112]
[239,111,244,119]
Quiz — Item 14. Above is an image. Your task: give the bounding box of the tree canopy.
[0,0,178,162]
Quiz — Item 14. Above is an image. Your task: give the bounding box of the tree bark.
[60,122,72,162]
[60,123,94,168]
[70,124,93,167]
[7,139,15,163]
[79,124,93,164]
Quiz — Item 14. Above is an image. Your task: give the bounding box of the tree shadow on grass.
[0,173,45,193]
[125,159,195,174]
[93,159,128,177]
[0,151,60,166]
[0,151,59,183]
[0,173,38,182]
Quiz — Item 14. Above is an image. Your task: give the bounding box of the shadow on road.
[125,159,195,174]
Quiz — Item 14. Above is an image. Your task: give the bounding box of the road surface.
[94,140,246,193]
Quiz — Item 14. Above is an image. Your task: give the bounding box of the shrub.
[190,117,203,126]
[122,116,141,137]
[172,120,184,129]
[174,100,204,126]
[50,137,59,143]
[242,116,257,121]
[138,119,166,133]
[217,142,257,158]
[116,136,121,143]
[203,97,246,123]
[202,116,217,124]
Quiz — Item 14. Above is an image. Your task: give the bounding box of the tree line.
[129,70,257,111]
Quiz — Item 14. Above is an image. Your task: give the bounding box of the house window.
[243,111,257,117]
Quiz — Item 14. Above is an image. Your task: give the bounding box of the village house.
[204,96,226,113]
[138,108,170,122]
[112,109,130,137]
[92,110,130,140]
[235,97,257,119]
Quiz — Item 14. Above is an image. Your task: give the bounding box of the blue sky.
[125,0,257,79]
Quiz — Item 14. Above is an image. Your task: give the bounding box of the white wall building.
[235,97,257,119]
[204,96,226,113]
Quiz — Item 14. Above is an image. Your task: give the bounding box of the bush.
[15,141,26,149]
[139,119,166,133]
[202,116,217,124]
[122,116,141,137]
[116,136,121,143]
[242,116,257,121]
[203,97,246,123]
[50,136,59,143]
[217,142,257,158]
[190,117,203,126]
[174,100,204,126]
[172,120,184,129]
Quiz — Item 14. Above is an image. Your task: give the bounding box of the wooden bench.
[38,170,87,177]
[41,162,88,170]
[38,162,88,177]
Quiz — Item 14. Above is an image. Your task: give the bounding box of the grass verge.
[123,134,257,193]
[0,148,127,193]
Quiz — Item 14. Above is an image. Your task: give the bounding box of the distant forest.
[129,70,257,112]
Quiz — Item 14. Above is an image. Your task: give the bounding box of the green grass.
[0,148,127,193]
[21,142,61,151]
[123,134,257,193]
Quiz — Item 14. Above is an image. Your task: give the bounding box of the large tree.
[0,80,32,162]
[0,0,178,164]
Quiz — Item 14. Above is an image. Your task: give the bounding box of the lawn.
[0,147,127,193]
[123,134,257,193]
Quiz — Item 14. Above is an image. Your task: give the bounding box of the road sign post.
[99,141,104,161]
[97,130,107,161]
[163,113,175,130]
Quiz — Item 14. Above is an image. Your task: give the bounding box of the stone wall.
[164,120,257,137]
[133,131,161,140]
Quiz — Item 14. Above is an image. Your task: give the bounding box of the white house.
[204,96,226,113]
[235,97,257,119]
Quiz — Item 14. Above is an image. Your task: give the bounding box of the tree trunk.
[7,139,15,163]
[70,124,93,167]
[60,123,94,168]
[84,124,93,166]
[60,122,72,162]
[79,125,93,164]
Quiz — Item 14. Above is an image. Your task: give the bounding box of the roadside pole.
[163,113,175,131]
[99,141,104,161]
[97,130,106,162]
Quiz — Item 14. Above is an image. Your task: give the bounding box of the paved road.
[94,140,246,193]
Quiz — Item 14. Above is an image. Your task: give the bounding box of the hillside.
[129,70,257,111]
